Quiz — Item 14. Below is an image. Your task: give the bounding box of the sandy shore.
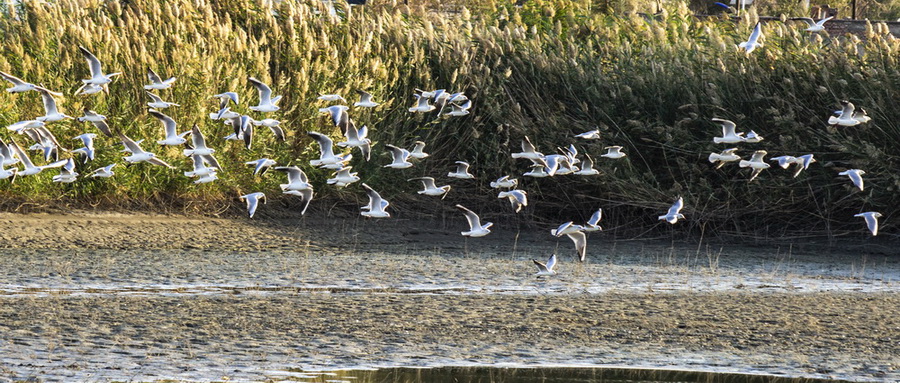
[0,212,896,382]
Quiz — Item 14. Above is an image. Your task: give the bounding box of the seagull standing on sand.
[498,190,528,213]
[838,169,866,191]
[448,161,475,179]
[79,46,121,85]
[144,68,176,90]
[239,192,266,218]
[658,197,685,224]
[551,221,587,262]
[739,150,770,181]
[361,183,390,218]
[456,205,492,237]
[854,212,882,236]
[248,77,282,112]
[533,254,557,276]
[0,71,36,93]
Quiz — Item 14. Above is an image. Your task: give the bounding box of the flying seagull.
[456,204,492,237]
[533,254,557,276]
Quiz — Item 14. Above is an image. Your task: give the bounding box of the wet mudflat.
[0,212,896,382]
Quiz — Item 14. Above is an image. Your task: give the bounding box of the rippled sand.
[0,212,896,382]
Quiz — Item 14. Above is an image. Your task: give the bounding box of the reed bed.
[0,0,897,238]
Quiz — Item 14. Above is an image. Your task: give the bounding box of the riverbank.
[0,212,896,382]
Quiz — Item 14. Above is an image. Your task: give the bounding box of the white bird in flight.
[8,140,67,176]
[79,46,121,85]
[600,146,626,159]
[551,221,587,262]
[144,68,176,90]
[149,109,189,146]
[88,163,117,178]
[828,101,862,127]
[658,197,685,224]
[456,204,492,237]
[410,177,451,198]
[409,94,436,113]
[490,175,518,189]
[575,129,600,140]
[838,169,865,191]
[361,183,390,218]
[337,124,371,161]
[584,208,603,232]
[118,133,174,168]
[792,16,833,32]
[384,144,413,169]
[0,71,36,93]
[708,148,741,169]
[248,77,282,112]
[712,118,745,143]
[327,166,360,188]
[51,158,78,183]
[245,158,276,176]
[533,254,557,276]
[448,161,475,179]
[308,132,351,168]
[574,154,600,176]
[35,86,72,122]
[739,150,770,181]
[409,141,429,160]
[511,137,544,160]
[146,91,179,109]
[498,190,528,213]
[354,90,379,108]
[317,93,345,102]
[739,22,763,54]
[854,212,882,236]
[239,192,266,218]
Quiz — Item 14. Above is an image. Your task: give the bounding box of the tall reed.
[0,0,897,238]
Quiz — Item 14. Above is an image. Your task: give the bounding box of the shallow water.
[0,240,896,382]
[269,366,857,383]
[0,243,895,298]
